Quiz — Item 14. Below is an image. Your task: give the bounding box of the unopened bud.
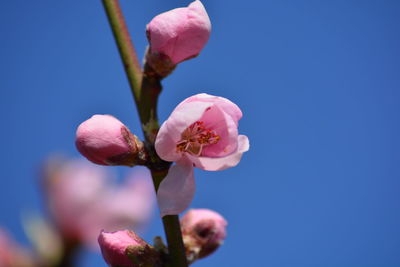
[145,0,211,75]
[75,115,146,167]
[181,209,227,263]
[98,230,160,267]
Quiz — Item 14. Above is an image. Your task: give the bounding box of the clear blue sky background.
[1,1,400,266]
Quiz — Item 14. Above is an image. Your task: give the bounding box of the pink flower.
[181,209,227,262]
[101,168,155,231]
[98,230,159,267]
[146,0,211,65]
[155,94,249,216]
[43,158,155,249]
[75,114,145,166]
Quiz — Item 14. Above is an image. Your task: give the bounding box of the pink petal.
[200,105,239,157]
[157,157,195,217]
[155,101,213,162]
[184,93,242,125]
[147,7,187,59]
[171,1,211,63]
[187,135,249,171]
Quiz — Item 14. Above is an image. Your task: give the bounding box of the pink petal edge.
[200,105,239,157]
[183,93,242,124]
[187,135,249,171]
[157,157,195,217]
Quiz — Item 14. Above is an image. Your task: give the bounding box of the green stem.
[139,62,162,144]
[102,0,142,103]
[162,215,188,267]
[151,169,168,192]
[101,1,187,267]
[151,169,188,267]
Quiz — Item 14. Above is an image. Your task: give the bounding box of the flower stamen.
[176,121,220,156]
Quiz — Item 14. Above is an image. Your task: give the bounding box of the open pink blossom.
[181,209,227,261]
[43,158,155,249]
[146,0,211,65]
[155,94,249,216]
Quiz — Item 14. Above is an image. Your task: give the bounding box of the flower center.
[176,121,220,156]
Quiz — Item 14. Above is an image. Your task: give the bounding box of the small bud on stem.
[146,0,211,75]
[76,115,147,167]
[181,209,227,263]
[98,230,160,267]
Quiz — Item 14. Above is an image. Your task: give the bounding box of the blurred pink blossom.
[98,230,159,267]
[0,229,34,267]
[43,158,155,249]
[146,0,211,65]
[155,94,249,216]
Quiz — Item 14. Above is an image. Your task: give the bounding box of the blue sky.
[1,1,400,266]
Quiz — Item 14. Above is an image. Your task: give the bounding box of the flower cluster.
[0,1,249,267]
[72,1,249,266]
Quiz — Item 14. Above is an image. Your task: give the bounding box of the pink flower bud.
[146,0,211,65]
[75,115,146,166]
[98,230,159,267]
[181,209,227,262]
